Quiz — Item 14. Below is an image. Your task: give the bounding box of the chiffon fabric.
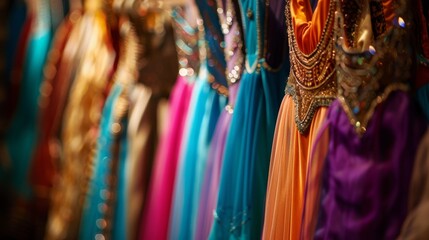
[262,0,332,239]
[168,0,229,237]
[195,0,244,237]
[79,82,129,240]
[210,0,288,238]
[169,65,227,239]
[312,94,426,240]
[263,97,328,240]
[196,83,239,240]
[139,75,194,240]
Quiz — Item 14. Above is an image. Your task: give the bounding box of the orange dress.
[262,0,336,239]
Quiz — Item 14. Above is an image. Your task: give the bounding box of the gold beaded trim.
[335,0,413,135]
[216,0,244,86]
[172,6,201,80]
[285,73,336,134]
[285,0,337,133]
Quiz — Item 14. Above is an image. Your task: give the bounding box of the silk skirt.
[139,75,194,240]
[169,67,227,240]
[210,65,286,239]
[262,95,328,240]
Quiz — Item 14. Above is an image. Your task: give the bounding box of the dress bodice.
[335,0,414,134]
[195,0,228,96]
[216,0,244,87]
[171,5,201,83]
[285,0,337,133]
[238,0,288,73]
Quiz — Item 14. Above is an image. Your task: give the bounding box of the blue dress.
[168,0,228,238]
[2,1,52,199]
[210,0,289,238]
[79,82,129,240]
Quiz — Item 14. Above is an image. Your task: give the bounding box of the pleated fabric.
[139,75,194,240]
[169,66,227,239]
[313,93,426,240]
[262,96,328,240]
[195,83,238,240]
[210,67,287,239]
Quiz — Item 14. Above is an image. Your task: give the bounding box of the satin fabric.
[262,96,328,240]
[169,64,227,239]
[194,0,244,237]
[210,0,288,238]
[210,68,287,239]
[168,0,228,238]
[262,0,330,239]
[79,82,129,240]
[195,83,238,240]
[313,93,426,240]
[139,75,194,240]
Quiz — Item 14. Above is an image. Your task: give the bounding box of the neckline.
[286,0,335,58]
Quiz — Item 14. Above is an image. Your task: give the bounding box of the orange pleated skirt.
[262,95,328,239]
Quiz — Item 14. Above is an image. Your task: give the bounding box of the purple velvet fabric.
[315,91,427,240]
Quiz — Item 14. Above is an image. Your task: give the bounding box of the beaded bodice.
[171,5,201,82]
[335,0,413,135]
[216,0,244,88]
[195,0,228,96]
[285,0,337,134]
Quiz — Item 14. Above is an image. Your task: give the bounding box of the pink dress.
[138,5,201,240]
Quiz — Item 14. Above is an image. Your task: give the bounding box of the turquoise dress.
[169,0,228,239]
[210,0,289,238]
[2,1,52,199]
[79,82,129,240]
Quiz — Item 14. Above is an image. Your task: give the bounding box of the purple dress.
[301,0,428,239]
[194,0,244,238]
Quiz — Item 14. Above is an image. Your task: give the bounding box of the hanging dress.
[395,1,429,239]
[302,0,427,239]
[262,0,336,239]
[2,0,52,199]
[29,7,82,233]
[139,3,201,240]
[124,7,179,240]
[78,18,139,240]
[168,0,228,238]
[210,0,288,238]
[45,3,116,238]
[194,0,244,238]
[0,3,52,238]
